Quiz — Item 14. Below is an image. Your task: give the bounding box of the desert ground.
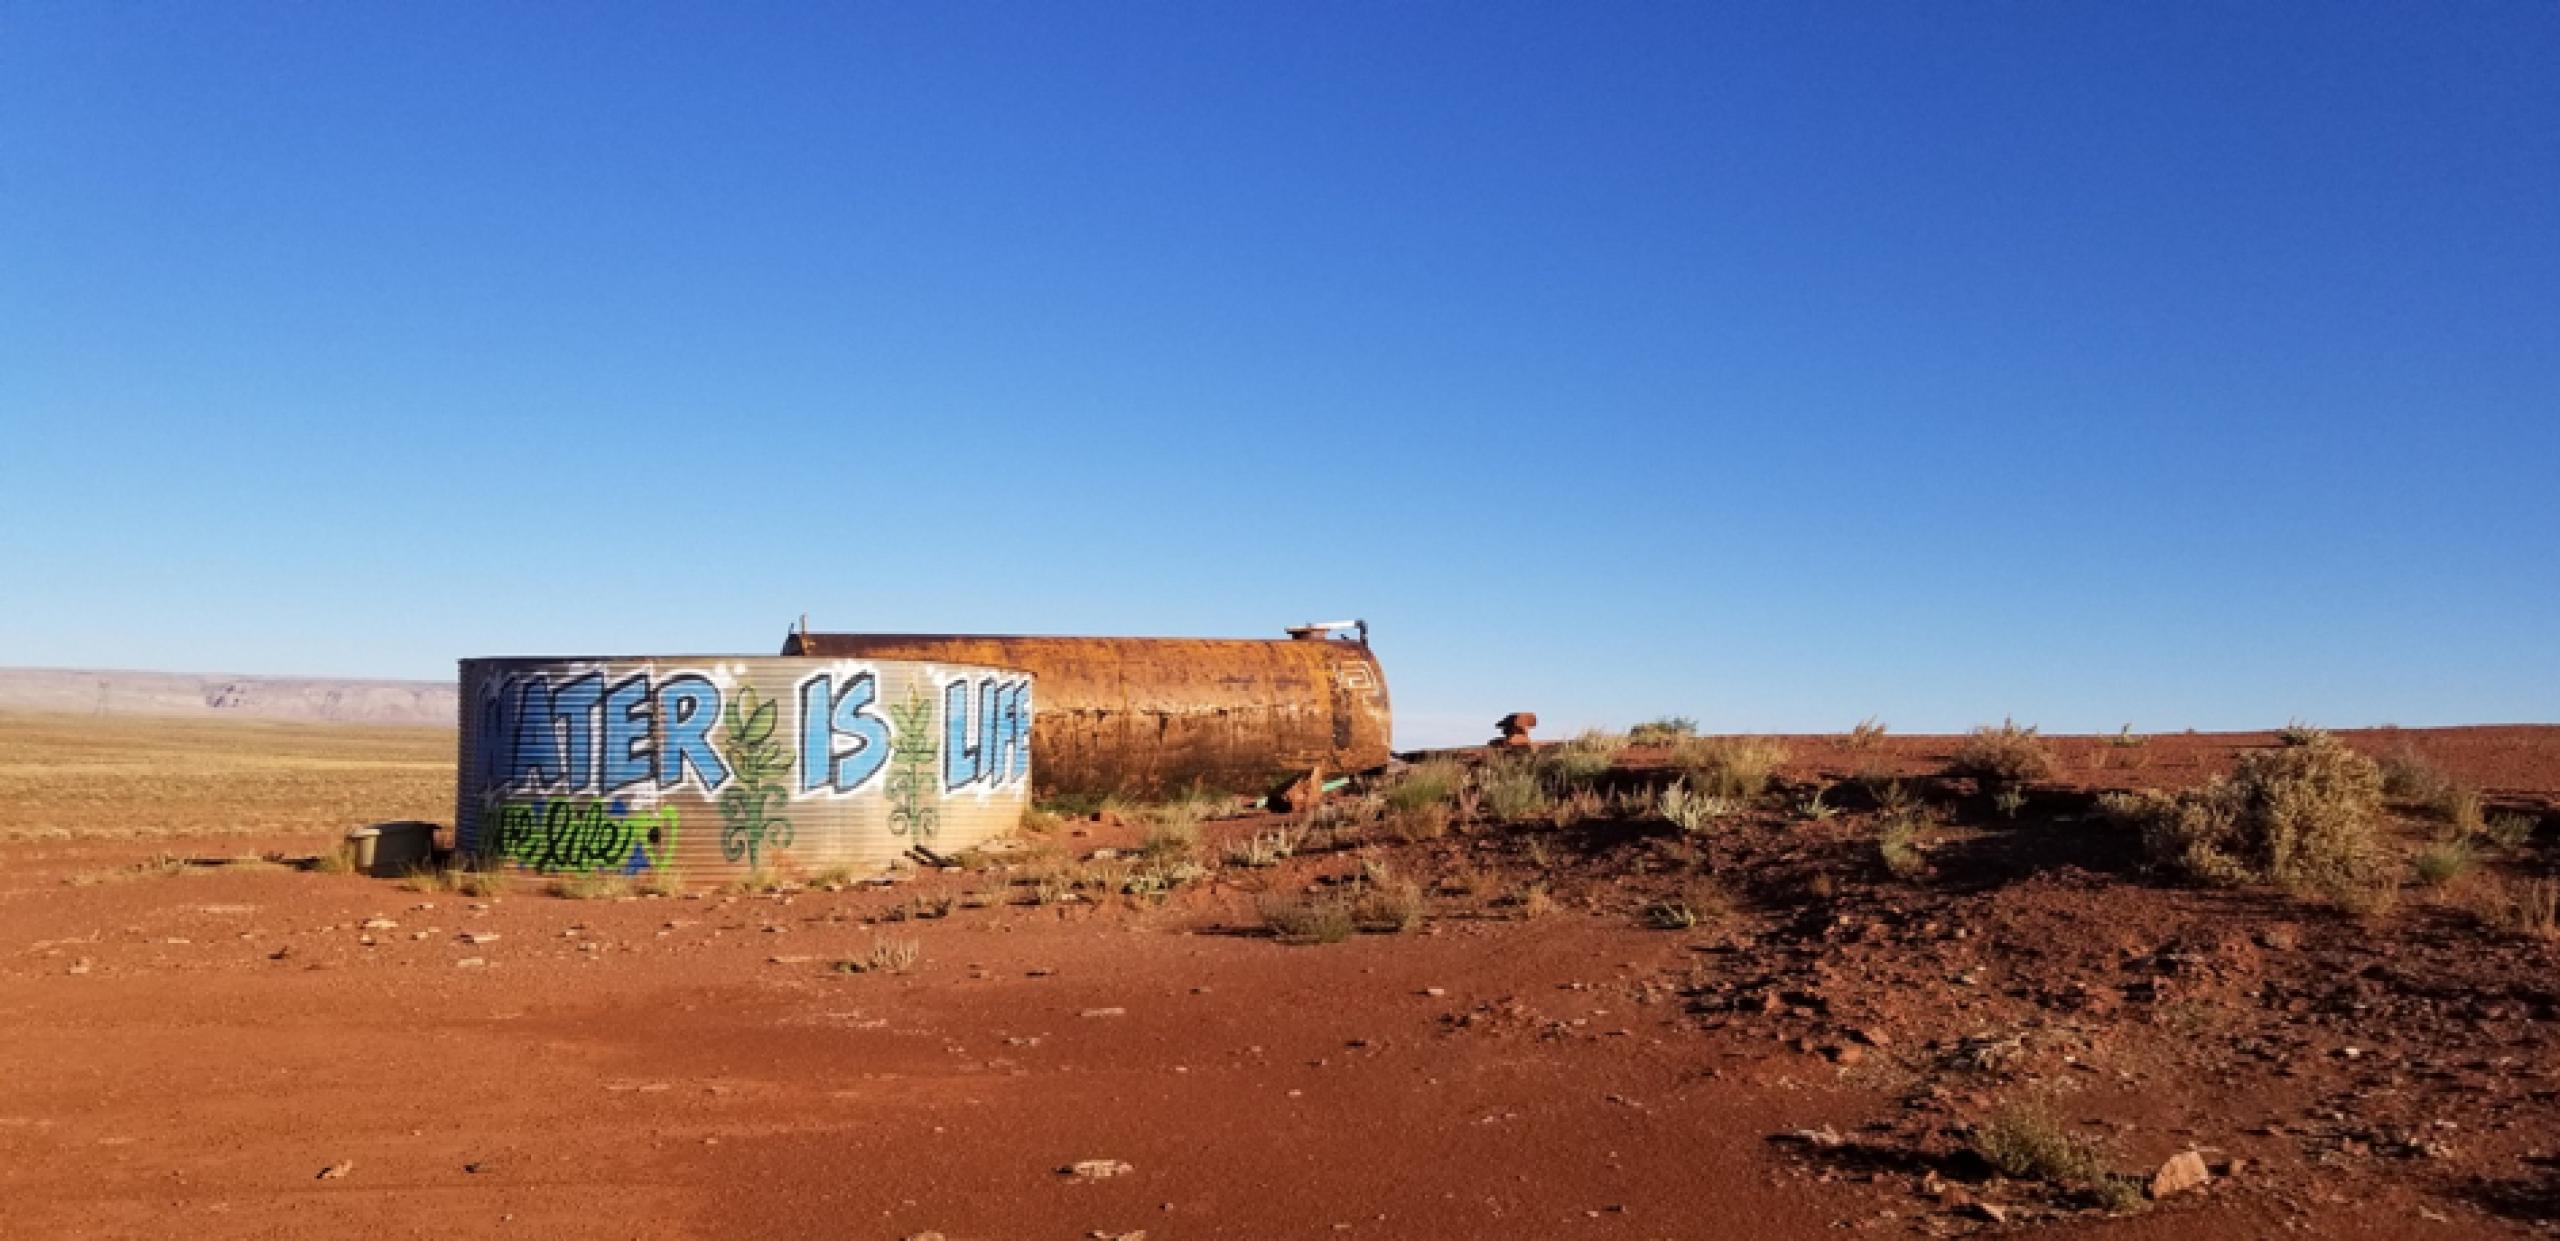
[3,711,2557,1239]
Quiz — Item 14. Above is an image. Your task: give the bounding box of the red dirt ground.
[4,726,2556,1239]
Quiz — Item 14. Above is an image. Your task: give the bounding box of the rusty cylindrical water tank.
[456,655,1031,883]
[778,628,1391,798]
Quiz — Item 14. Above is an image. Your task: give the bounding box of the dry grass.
[2479,877,2560,940]
[833,938,921,974]
[549,871,633,900]
[1539,730,1624,788]
[1673,735,1789,799]
[0,712,453,842]
[1627,716,1699,746]
[1479,760,1552,823]
[1843,716,1888,750]
[2413,838,2477,887]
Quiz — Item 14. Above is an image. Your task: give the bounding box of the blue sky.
[2,3,2553,746]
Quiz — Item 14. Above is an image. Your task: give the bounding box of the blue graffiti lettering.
[798,672,892,794]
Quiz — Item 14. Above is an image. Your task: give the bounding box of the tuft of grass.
[311,843,360,875]
[2275,719,2326,747]
[1656,780,1736,834]
[1948,718,2052,790]
[2099,730,2384,890]
[1538,730,1624,788]
[400,861,462,893]
[455,863,508,897]
[1627,716,1699,746]
[1798,788,1838,821]
[549,871,633,900]
[1973,1100,2110,1187]
[1673,735,1789,800]
[1992,787,2027,820]
[1514,882,1556,920]
[1479,760,1553,824]
[1641,881,1728,931]
[2110,724,2148,748]
[1877,806,1928,880]
[1018,805,1065,835]
[832,938,920,974]
[1384,758,1465,813]
[1225,826,1302,869]
[1257,892,1356,944]
[2413,838,2477,888]
[2430,785,2486,838]
[1843,717,1888,751]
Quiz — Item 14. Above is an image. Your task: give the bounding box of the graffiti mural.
[455,657,1032,884]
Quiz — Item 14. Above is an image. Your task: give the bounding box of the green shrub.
[2484,812,2538,849]
[1877,807,1927,879]
[1948,719,2052,789]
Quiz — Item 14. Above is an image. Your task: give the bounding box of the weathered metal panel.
[455,656,1031,883]
[777,632,1391,797]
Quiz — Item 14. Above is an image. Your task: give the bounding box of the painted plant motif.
[718,686,794,867]
[885,688,939,843]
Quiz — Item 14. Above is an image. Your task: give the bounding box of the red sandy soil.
[3,726,2557,1239]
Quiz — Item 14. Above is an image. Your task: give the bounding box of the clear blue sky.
[3,4,2554,746]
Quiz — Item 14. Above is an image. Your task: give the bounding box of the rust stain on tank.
[781,628,1392,798]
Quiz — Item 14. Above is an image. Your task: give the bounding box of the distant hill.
[0,666,456,727]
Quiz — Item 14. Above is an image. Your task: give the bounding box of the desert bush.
[1628,716,1699,746]
[2276,719,2326,746]
[312,843,359,875]
[2378,747,2452,803]
[1479,761,1553,823]
[2110,724,2148,748]
[1258,892,1356,943]
[1948,719,2052,790]
[832,938,920,974]
[1018,805,1065,834]
[2414,839,2476,887]
[1351,878,1426,932]
[1973,1100,2109,1187]
[1843,716,1888,750]
[1384,803,1452,843]
[1993,787,2027,819]
[1140,814,1200,863]
[1798,788,1838,821]
[1514,882,1557,920]
[1539,731,1624,788]
[2484,812,2539,849]
[1384,758,1465,812]
[2099,731,2384,889]
[1550,787,1608,827]
[1675,735,1789,799]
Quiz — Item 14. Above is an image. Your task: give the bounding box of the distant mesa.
[0,666,455,726]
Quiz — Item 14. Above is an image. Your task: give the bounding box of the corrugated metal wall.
[455,656,1030,882]
[778,633,1392,797]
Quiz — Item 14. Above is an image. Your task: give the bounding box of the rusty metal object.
[780,628,1391,798]
[455,656,1031,884]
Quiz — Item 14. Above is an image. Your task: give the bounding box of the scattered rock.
[455,957,486,969]
[1063,1159,1134,1180]
[1963,1201,2007,1223]
[2150,1149,2211,1199]
[1080,1007,1126,1019]
[361,918,397,931]
[316,1160,354,1180]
